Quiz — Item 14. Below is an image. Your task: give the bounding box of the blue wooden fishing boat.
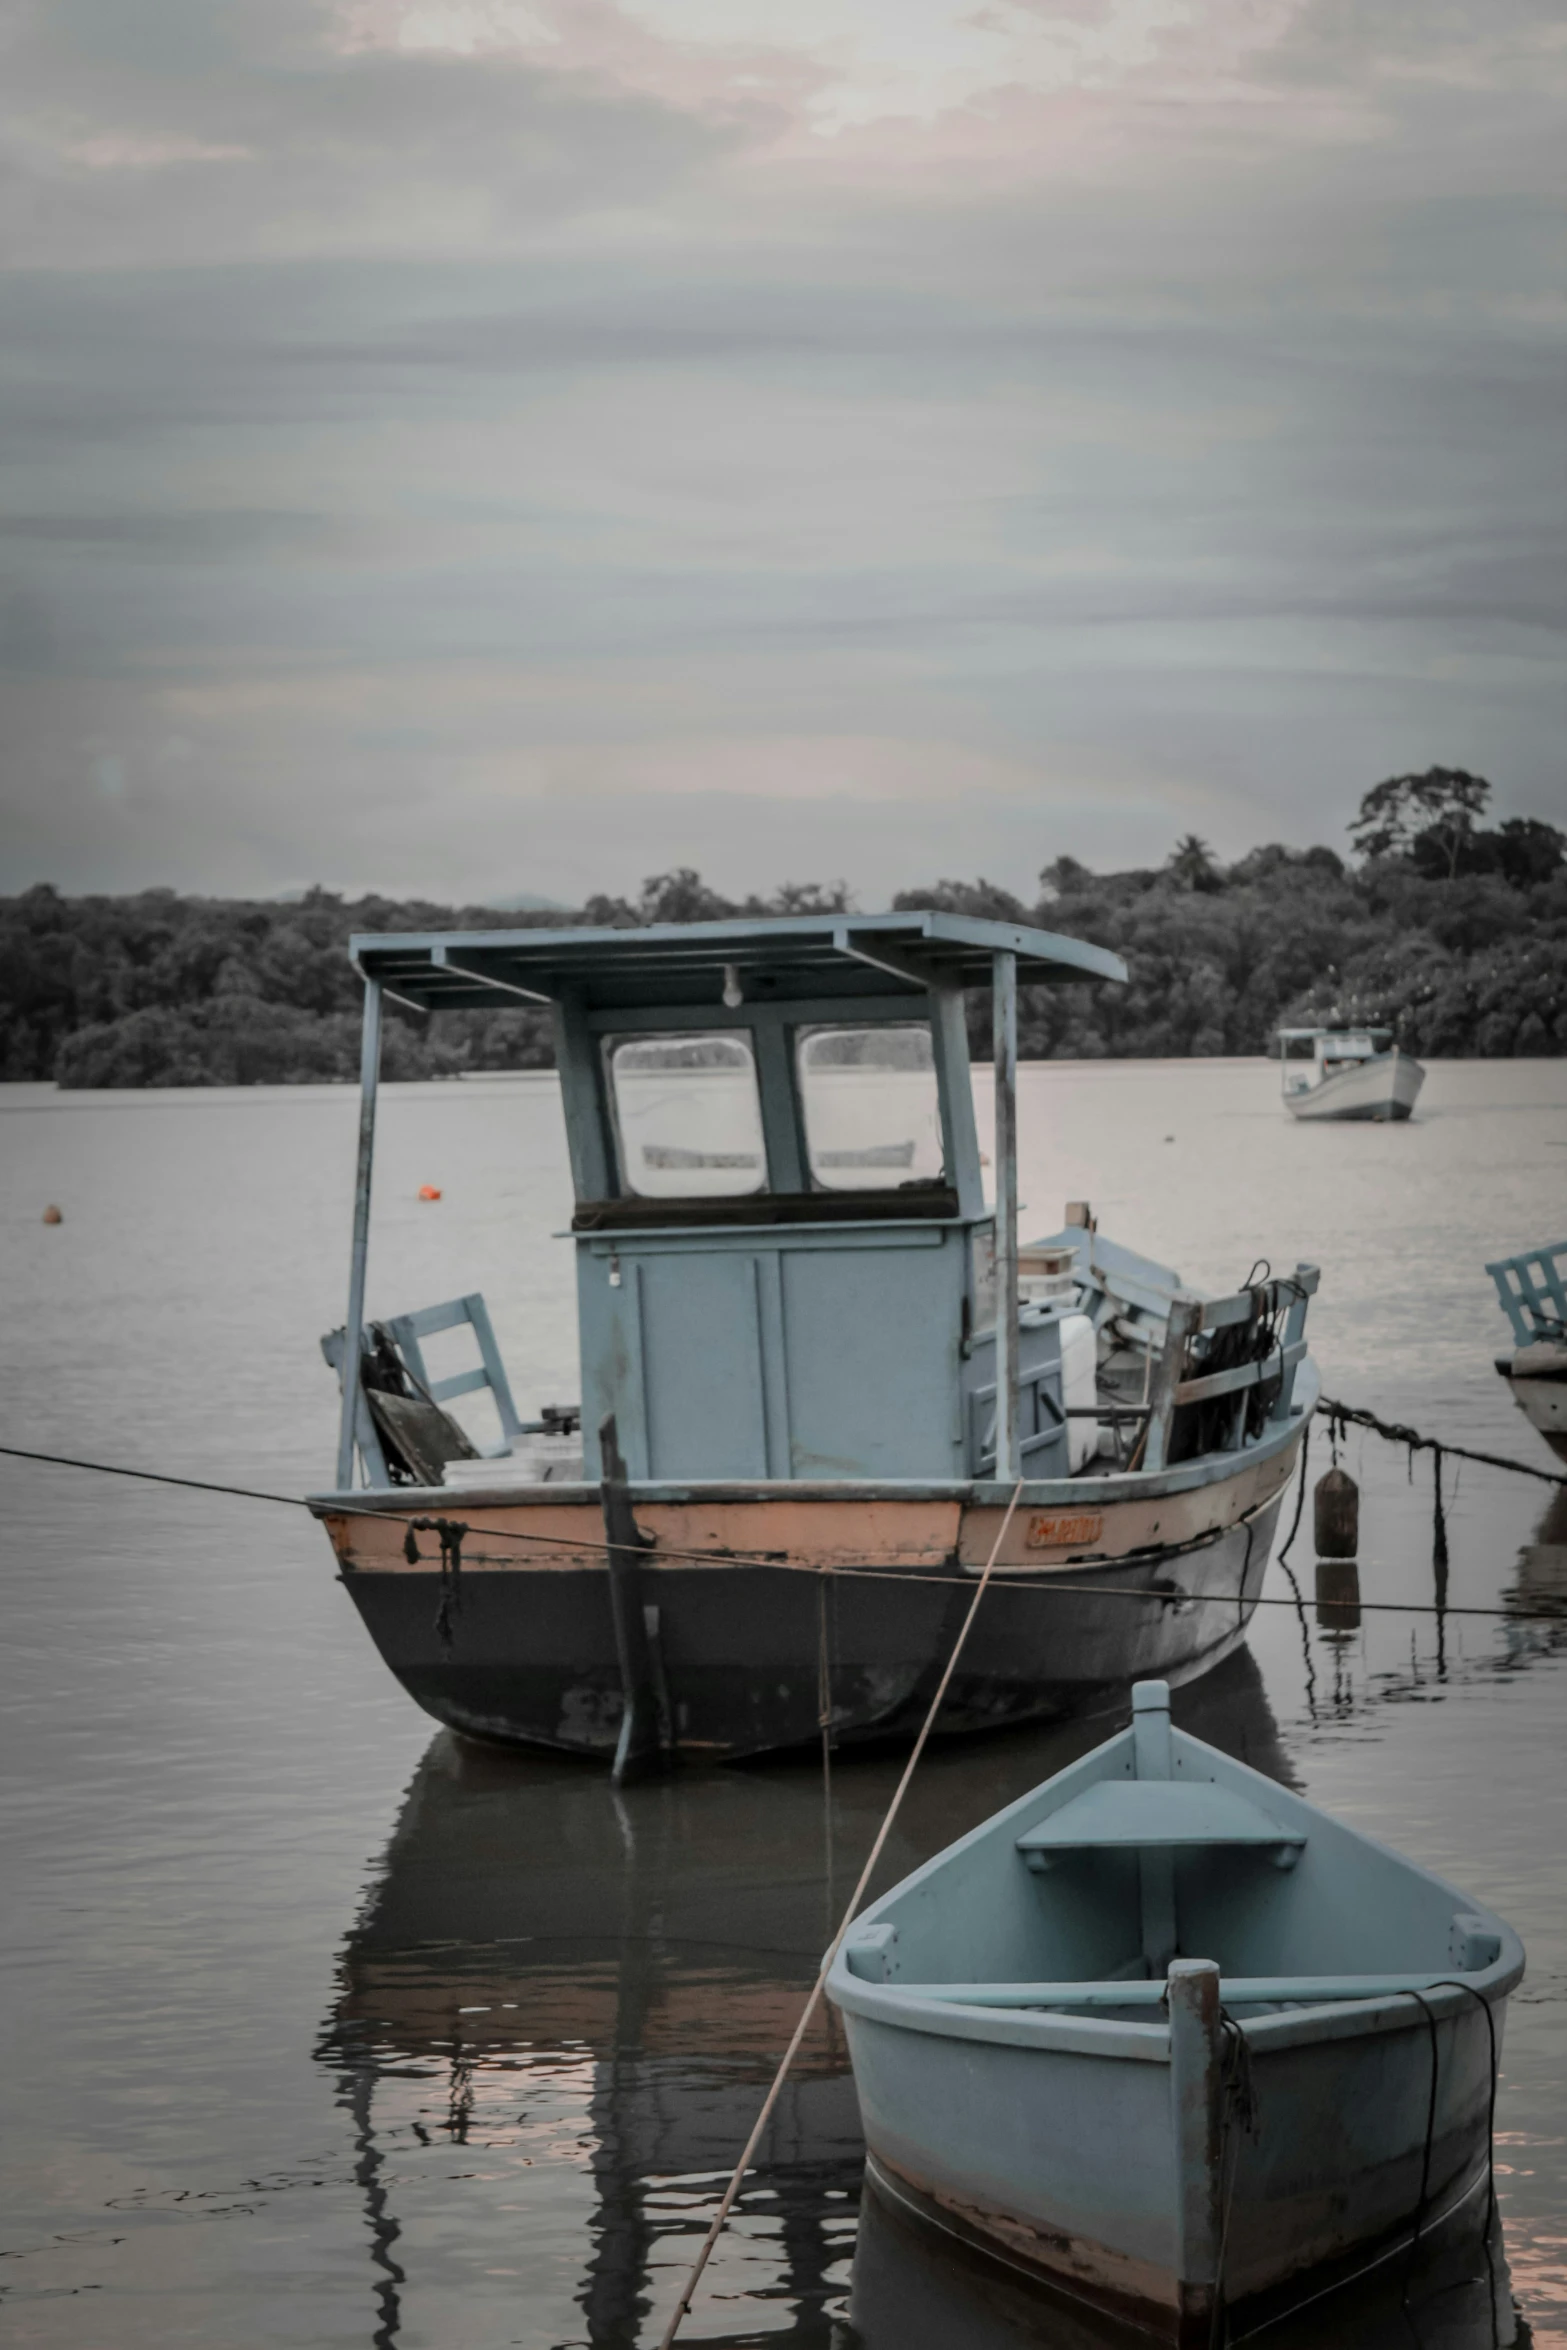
[308,916,1320,1768]
[1487,1239,1567,1464]
[828,1680,1524,2345]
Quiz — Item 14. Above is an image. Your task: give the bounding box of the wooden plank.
[993,949,1019,1482]
[1198,1266,1320,1333]
[365,1388,477,1485]
[463,1291,522,1446]
[890,1971,1497,2010]
[753,1021,807,1193]
[1195,1290,1259,1331]
[1141,1296,1202,1473]
[335,977,382,1490]
[386,1291,522,1453]
[1273,1263,1316,1421]
[933,985,985,1221]
[1169,1961,1225,2306]
[394,1296,473,1337]
[552,985,612,1200]
[1016,1780,1305,1855]
[1175,1339,1307,1409]
[425,1365,492,1402]
[599,1413,667,1785]
[321,1324,390,1485]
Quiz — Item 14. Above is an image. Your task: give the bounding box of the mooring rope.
[1318,1398,1566,1488]
[653,1481,1025,2350]
[1275,1420,1311,1566]
[3,1440,1564,1624]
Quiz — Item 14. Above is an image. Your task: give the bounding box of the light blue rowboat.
[827,1681,1524,2346]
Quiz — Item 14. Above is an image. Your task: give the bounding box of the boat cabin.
[1276,1024,1393,1098]
[338,914,1126,1487]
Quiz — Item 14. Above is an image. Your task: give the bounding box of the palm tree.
[1167,834,1220,891]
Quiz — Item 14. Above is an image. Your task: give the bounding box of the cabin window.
[606,1033,768,1197]
[796,1024,945,1191]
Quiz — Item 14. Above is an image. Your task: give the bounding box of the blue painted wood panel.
[577,1221,978,1481]
[780,1237,967,1478]
[638,1250,771,1478]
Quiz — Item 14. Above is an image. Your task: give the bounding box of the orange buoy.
[417,1185,442,1202]
[42,1204,63,1225]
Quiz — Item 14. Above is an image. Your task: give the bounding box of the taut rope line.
[3,1442,1562,1624]
[654,1480,1026,2350]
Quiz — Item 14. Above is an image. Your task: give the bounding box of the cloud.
[0,0,1563,901]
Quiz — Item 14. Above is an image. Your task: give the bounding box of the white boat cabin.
[1276,1025,1394,1100]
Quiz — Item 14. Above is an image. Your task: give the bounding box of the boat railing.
[322,1289,527,1486]
[858,1968,1504,2011]
[1485,1240,1567,1350]
[383,1293,522,1456]
[969,1263,1316,1479]
[1142,1265,1318,1473]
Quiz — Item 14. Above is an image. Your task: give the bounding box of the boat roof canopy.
[353,912,1127,1014]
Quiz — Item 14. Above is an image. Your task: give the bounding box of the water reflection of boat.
[1503,1488,1567,1675]
[1515,1487,1567,1603]
[316,1651,1295,2347]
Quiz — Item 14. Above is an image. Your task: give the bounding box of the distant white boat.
[1276,1027,1424,1122]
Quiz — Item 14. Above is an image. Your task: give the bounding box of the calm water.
[1,1059,1564,2349]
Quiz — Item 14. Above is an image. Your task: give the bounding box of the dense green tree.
[1166,835,1223,893]
[4,802,1563,1086]
[1350,768,1492,876]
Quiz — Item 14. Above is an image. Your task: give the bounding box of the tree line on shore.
[2,770,1561,1086]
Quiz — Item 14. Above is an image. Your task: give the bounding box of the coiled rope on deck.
[653,1480,1026,2350]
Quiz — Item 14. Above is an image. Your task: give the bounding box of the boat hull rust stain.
[864,2142,1500,2348]
[867,2149,1189,2341]
[312,1470,1293,1759]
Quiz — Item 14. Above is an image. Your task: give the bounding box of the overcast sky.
[2,0,1563,905]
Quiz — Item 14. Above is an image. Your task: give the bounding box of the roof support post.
[992,948,1019,1484]
[336,976,383,1488]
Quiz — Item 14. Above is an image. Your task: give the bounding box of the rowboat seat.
[1017,1780,1306,1873]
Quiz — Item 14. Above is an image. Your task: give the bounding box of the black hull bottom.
[338,1498,1282,1763]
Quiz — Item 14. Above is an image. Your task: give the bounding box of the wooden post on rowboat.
[1168,1959,1224,2332]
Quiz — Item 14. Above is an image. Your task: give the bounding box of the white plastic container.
[1018,1242,1078,1311]
[1060,1311,1098,1472]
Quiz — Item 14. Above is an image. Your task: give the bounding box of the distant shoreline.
[4,835,1562,1088]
